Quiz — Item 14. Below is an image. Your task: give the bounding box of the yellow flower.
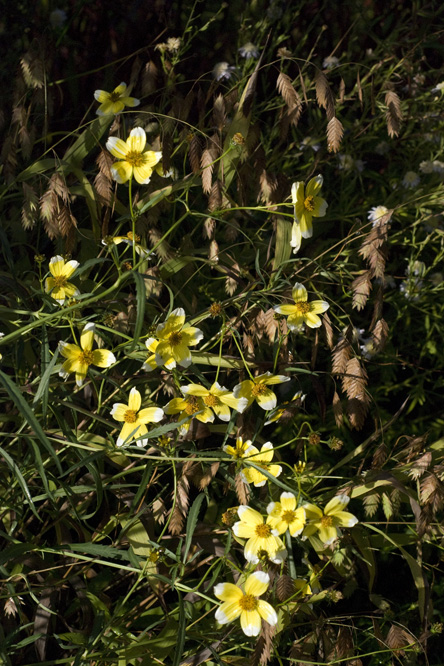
[241,442,282,487]
[180,382,247,421]
[106,127,162,185]
[274,283,329,331]
[223,436,252,460]
[290,174,328,244]
[266,492,306,537]
[233,372,290,411]
[214,571,278,637]
[59,323,116,387]
[233,505,286,564]
[111,387,164,447]
[302,494,358,545]
[102,231,150,259]
[153,308,203,369]
[94,82,140,116]
[163,394,213,434]
[45,255,80,305]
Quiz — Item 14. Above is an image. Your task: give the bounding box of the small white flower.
[338,154,354,171]
[50,8,67,28]
[367,205,389,227]
[238,42,260,59]
[431,81,444,93]
[323,55,339,69]
[419,160,434,174]
[166,37,181,52]
[212,62,236,81]
[402,171,420,188]
[432,160,444,174]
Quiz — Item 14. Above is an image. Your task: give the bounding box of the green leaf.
[183,493,205,564]
[63,115,113,167]
[273,218,292,272]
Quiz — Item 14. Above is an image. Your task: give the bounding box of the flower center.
[126,231,141,242]
[184,396,200,415]
[255,523,272,538]
[295,301,311,314]
[304,195,315,211]
[321,515,334,527]
[239,594,258,612]
[168,331,183,347]
[78,350,95,365]
[53,275,68,288]
[204,394,219,407]
[109,91,122,102]
[282,510,296,524]
[125,150,145,167]
[124,409,138,423]
[251,382,268,397]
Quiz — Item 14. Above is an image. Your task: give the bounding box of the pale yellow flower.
[94,82,140,116]
[291,174,328,240]
[302,494,358,545]
[274,283,329,331]
[102,231,150,259]
[45,255,80,305]
[223,436,252,460]
[111,387,164,448]
[266,492,306,537]
[241,442,282,488]
[214,571,278,637]
[233,505,286,564]
[181,382,247,421]
[59,323,116,387]
[106,127,162,185]
[233,372,290,411]
[163,394,213,434]
[153,308,203,369]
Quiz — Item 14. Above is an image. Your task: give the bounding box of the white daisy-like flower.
[238,42,260,59]
[367,205,390,227]
[322,55,339,69]
[401,171,420,188]
[212,62,236,81]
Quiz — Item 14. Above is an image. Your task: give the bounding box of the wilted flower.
[233,505,286,564]
[214,571,278,637]
[367,205,390,227]
[212,62,236,81]
[241,442,282,487]
[102,231,150,258]
[111,387,164,447]
[274,283,329,331]
[45,255,80,305]
[238,42,260,59]
[303,494,358,545]
[106,127,162,185]
[402,171,420,188]
[94,82,140,116]
[323,55,339,69]
[59,323,116,387]
[267,492,306,536]
[233,372,290,411]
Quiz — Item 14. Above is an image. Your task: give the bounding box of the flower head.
[302,494,358,545]
[402,171,420,189]
[323,55,339,69]
[241,442,282,487]
[163,394,213,434]
[59,323,116,387]
[265,391,306,425]
[180,382,247,421]
[151,308,203,369]
[291,175,328,245]
[223,436,252,460]
[102,231,150,259]
[233,372,290,411]
[367,205,390,227]
[238,42,260,59]
[267,492,306,537]
[45,255,80,305]
[106,127,162,185]
[94,82,140,116]
[214,571,278,637]
[233,506,286,564]
[111,387,164,447]
[274,283,329,331]
[212,62,236,81]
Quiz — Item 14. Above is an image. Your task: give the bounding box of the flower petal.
[59,342,81,361]
[240,610,261,636]
[128,387,141,412]
[280,492,296,511]
[215,601,242,625]
[310,300,330,314]
[111,161,133,184]
[106,136,129,159]
[303,503,323,520]
[214,582,243,602]
[127,127,147,153]
[304,312,322,328]
[306,174,323,197]
[324,494,350,514]
[237,505,264,526]
[256,388,277,410]
[274,304,298,315]
[117,421,140,447]
[138,407,164,424]
[111,403,128,421]
[94,89,109,103]
[80,323,95,351]
[292,282,307,302]
[244,571,269,596]
[257,600,278,626]
[92,349,116,368]
[333,511,358,528]
[133,164,153,185]
[318,525,337,545]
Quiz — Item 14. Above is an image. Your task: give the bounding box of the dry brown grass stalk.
[326,116,344,153]
[21,182,39,230]
[188,134,202,174]
[251,620,275,666]
[234,472,250,505]
[212,94,226,131]
[315,70,335,119]
[277,72,303,126]
[385,90,403,138]
[351,270,373,311]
